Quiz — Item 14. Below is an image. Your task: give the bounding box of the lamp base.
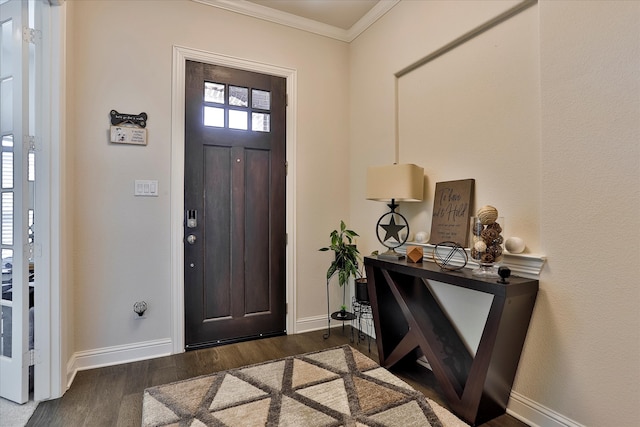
[377,249,405,260]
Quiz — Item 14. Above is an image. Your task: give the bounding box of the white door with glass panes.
[0,0,36,404]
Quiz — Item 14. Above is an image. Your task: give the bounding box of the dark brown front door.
[184,61,286,350]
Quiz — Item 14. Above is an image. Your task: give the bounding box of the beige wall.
[65,0,349,352]
[350,1,639,426]
[535,1,639,424]
[349,0,534,251]
[60,0,640,424]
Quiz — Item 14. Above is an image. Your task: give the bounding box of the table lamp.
[366,163,424,259]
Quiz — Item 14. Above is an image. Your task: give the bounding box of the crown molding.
[192,0,400,43]
[347,0,400,42]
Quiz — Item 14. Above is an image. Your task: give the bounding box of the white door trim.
[40,0,66,400]
[170,46,297,353]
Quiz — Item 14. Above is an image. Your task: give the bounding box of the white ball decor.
[414,231,429,243]
[505,237,525,254]
[474,240,487,253]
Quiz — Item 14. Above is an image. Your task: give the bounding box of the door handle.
[186,234,197,245]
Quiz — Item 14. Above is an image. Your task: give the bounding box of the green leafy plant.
[319,220,361,287]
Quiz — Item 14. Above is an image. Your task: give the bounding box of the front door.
[183,61,286,350]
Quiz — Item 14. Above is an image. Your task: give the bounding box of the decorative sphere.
[505,237,525,254]
[474,241,487,252]
[414,231,429,243]
[477,205,499,225]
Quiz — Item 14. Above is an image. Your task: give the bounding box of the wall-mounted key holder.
[109,110,148,145]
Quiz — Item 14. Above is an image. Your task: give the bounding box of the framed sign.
[109,110,148,145]
[429,179,474,247]
[110,126,147,145]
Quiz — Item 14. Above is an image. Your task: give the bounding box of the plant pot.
[355,278,369,302]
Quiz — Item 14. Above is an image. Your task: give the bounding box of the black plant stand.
[352,297,373,353]
[323,276,355,341]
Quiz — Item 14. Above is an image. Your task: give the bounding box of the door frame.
[170,46,297,353]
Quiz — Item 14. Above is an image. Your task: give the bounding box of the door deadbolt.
[186,234,197,245]
[186,210,197,228]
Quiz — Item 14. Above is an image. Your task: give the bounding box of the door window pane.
[201,84,274,133]
[2,192,12,245]
[252,89,270,110]
[204,106,224,127]
[252,113,270,133]
[28,152,34,182]
[0,78,12,133]
[229,86,248,107]
[1,248,13,357]
[204,82,224,104]
[229,110,247,130]
[2,150,12,189]
[1,305,11,357]
[28,209,33,245]
[1,20,12,77]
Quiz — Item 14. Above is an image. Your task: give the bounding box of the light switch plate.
[134,180,158,196]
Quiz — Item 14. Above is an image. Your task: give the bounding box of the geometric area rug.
[142,345,467,426]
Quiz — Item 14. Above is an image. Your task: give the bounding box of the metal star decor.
[373,202,411,259]
[379,214,406,243]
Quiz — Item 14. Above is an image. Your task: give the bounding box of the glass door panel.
[0,0,31,404]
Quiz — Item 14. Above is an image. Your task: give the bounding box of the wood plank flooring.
[26,329,528,427]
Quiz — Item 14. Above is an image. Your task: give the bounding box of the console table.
[364,256,538,426]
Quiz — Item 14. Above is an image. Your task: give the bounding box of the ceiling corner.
[192,0,400,43]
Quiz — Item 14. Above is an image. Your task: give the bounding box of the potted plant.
[339,304,348,317]
[319,220,362,317]
[319,220,361,288]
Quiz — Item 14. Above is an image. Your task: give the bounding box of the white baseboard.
[294,315,375,339]
[508,390,585,427]
[64,317,339,390]
[65,318,344,389]
[295,309,377,335]
[413,358,580,427]
[66,338,173,389]
[295,314,358,334]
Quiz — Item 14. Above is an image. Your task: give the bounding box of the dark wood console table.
[364,256,538,426]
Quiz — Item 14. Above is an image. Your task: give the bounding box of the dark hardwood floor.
[26,329,528,427]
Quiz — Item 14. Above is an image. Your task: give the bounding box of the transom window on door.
[203,82,271,132]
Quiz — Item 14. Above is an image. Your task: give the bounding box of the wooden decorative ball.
[477,205,499,225]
